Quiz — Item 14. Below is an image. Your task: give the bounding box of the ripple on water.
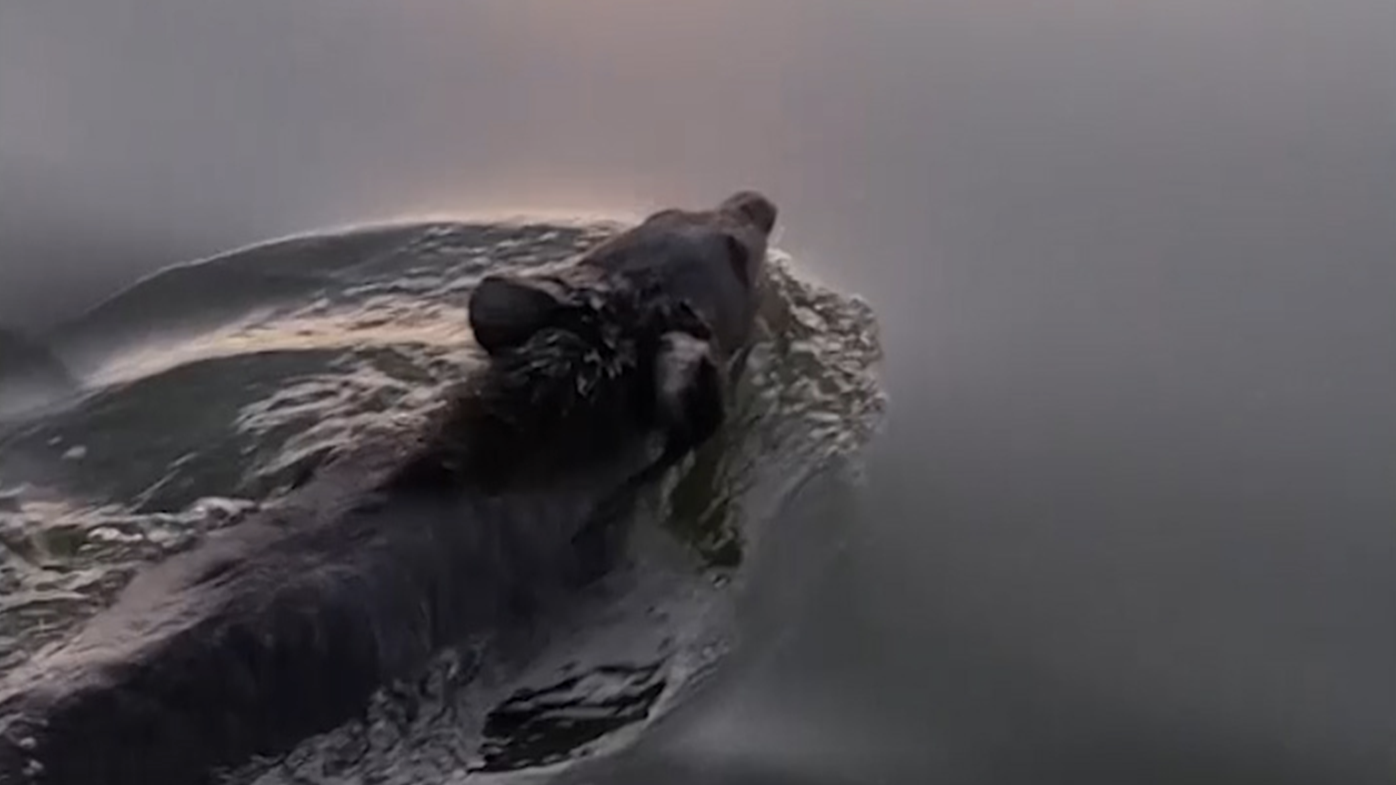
[0,221,885,781]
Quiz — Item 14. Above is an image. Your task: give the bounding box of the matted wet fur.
[0,192,778,785]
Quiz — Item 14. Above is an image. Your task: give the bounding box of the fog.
[3,0,1394,783]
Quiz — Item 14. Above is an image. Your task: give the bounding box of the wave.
[0,219,885,782]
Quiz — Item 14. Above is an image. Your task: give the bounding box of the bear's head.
[468,190,777,370]
[461,192,778,480]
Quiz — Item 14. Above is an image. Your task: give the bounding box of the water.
[2,1,1394,783]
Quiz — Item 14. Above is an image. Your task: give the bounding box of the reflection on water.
[2,0,1393,782]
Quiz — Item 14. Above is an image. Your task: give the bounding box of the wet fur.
[470,190,777,379]
[0,193,777,785]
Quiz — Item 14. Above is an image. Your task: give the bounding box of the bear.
[0,191,777,785]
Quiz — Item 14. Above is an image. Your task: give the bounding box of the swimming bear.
[0,191,778,785]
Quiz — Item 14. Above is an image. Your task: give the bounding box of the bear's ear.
[468,274,569,355]
[718,191,778,236]
[653,331,726,457]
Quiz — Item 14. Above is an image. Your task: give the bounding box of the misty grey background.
[3,1,1394,783]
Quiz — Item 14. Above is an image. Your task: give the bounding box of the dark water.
[2,1,1394,783]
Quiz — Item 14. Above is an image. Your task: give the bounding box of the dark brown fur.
[470,191,777,374]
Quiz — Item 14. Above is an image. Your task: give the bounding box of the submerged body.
[0,193,777,785]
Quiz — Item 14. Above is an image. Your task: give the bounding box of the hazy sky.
[2,0,1392,331]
